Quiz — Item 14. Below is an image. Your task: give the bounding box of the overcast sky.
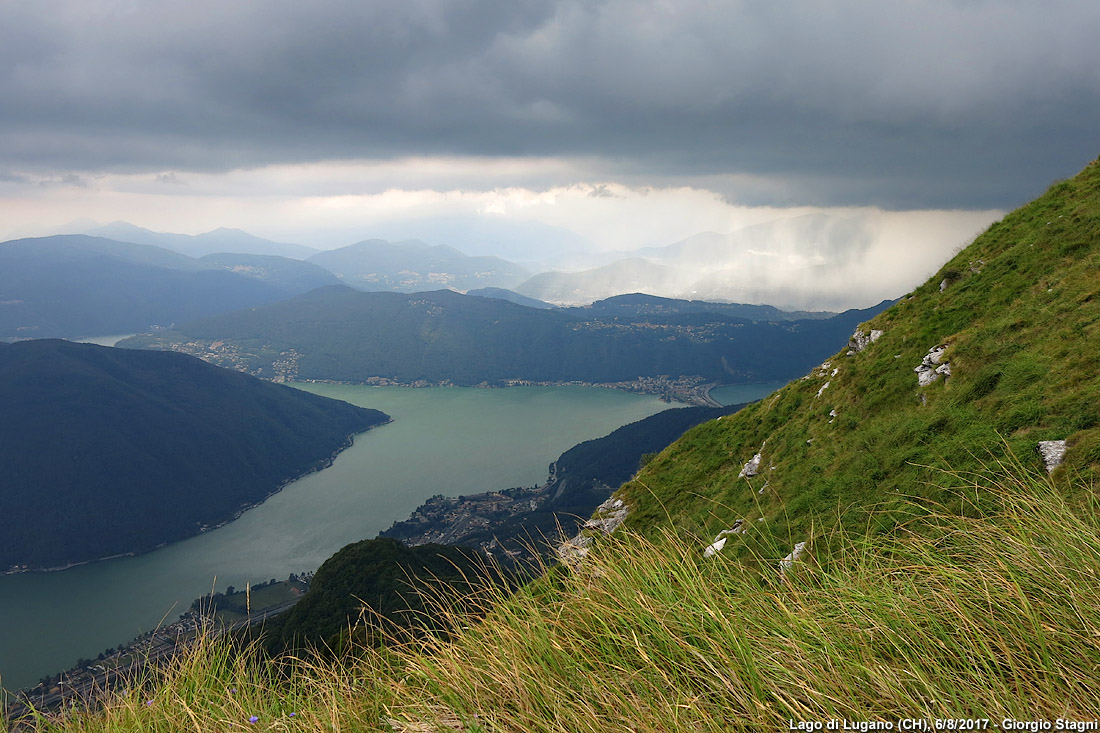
[1,0,1097,284]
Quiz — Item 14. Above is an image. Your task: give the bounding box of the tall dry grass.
[14,463,1100,732]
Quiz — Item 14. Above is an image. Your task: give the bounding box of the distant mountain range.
[514,212,991,309]
[0,339,389,571]
[0,235,295,340]
[60,215,975,310]
[120,286,891,387]
[0,233,538,339]
[306,239,530,292]
[84,221,320,260]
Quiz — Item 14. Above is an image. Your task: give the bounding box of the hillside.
[259,538,492,655]
[119,287,889,388]
[0,340,389,570]
[615,156,1100,551]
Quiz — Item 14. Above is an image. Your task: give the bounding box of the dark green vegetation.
[260,538,492,655]
[0,340,389,570]
[306,239,530,292]
[618,156,1100,555]
[122,287,889,386]
[0,235,318,339]
[382,403,748,555]
[198,253,342,293]
[575,291,835,320]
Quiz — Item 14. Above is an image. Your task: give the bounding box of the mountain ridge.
[0,339,390,571]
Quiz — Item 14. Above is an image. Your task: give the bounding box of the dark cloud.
[0,0,1097,207]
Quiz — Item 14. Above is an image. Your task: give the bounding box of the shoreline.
[1,418,392,576]
[295,376,726,407]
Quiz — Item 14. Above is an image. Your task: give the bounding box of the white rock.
[559,497,629,568]
[703,537,727,557]
[738,442,765,478]
[915,345,950,387]
[847,328,885,355]
[583,497,629,534]
[829,409,837,418]
[703,522,746,557]
[1038,440,1067,473]
[816,381,830,397]
[779,541,807,578]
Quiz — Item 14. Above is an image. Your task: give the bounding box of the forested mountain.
[259,538,492,654]
[199,253,342,293]
[306,239,530,292]
[574,292,833,320]
[0,340,389,570]
[120,287,890,386]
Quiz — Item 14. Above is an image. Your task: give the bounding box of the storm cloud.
[2,0,1098,208]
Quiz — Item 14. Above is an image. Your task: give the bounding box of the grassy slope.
[620,156,1100,556]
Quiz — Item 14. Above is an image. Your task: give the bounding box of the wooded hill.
[121,288,890,386]
[0,340,389,570]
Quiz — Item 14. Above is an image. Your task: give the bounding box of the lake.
[0,379,785,692]
[0,384,673,692]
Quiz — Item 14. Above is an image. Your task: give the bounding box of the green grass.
[619,155,1100,548]
[14,461,1100,731]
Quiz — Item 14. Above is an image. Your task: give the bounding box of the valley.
[0,384,671,693]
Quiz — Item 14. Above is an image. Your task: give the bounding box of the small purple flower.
[145,700,153,706]
[289,712,297,717]
[249,715,259,724]
[229,688,237,694]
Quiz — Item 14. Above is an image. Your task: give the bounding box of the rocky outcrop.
[779,541,807,579]
[738,442,765,478]
[1038,440,1067,473]
[557,497,629,568]
[583,497,629,534]
[702,521,746,557]
[915,345,951,387]
[847,328,884,355]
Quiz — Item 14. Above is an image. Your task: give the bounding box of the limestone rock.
[847,328,884,355]
[816,381,830,398]
[704,521,747,557]
[779,541,807,578]
[702,537,727,558]
[738,442,765,478]
[915,344,950,387]
[583,497,628,534]
[557,497,628,568]
[556,533,594,567]
[1038,440,1067,473]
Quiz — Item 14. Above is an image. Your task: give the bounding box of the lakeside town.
[2,576,311,726]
